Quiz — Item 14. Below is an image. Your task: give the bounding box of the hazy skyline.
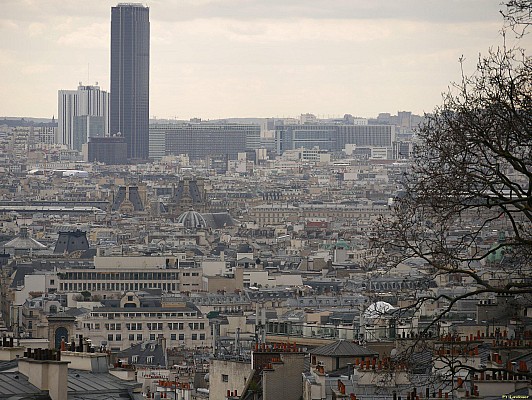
[1,0,508,120]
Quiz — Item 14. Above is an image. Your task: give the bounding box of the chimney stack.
[18,348,69,400]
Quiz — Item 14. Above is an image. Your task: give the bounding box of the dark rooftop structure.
[53,229,90,254]
[169,177,207,215]
[202,212,236,229]
[117,340,167,368]
[111,186,145,212]
[87,135,128,165]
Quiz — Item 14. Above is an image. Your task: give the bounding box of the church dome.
[363,301,396,319]
[177,210,207,229]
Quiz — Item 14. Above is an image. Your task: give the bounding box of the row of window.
[60,282,178,292]
[107,333,206,341]
[86,321,206,331]
[94,312,197,318]
[93,312,197,318]
[63,272,179,280]
[147,323,163,331]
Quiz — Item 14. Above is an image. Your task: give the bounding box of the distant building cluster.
[0,2,529,400]
[1,110,421,169]
[0,126,530,398]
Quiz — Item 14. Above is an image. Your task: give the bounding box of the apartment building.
[249,201,391,226]
[76,292,210,351]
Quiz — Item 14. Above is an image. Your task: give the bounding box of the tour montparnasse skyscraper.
[110,3,150,161]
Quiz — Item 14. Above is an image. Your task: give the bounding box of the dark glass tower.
[110,3,150,160]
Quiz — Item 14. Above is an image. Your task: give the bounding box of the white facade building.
[58,83,109,148]
[76,293,210,351]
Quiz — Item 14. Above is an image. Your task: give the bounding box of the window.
[128,323,141,331]
[178,334,185,341]
[150,334,155,340]
[132,355,138,363]
[171,334,176,340]
[200,334,205,341]
[137,334,143,341]
[129,334,134,341]
[222,374,229,382]
[147,323,162,331]
[108,334,113,341]
[115,334,121,341]
[192,334,197,341]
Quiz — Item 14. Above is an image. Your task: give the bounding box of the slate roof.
[53,230,89,254]
[9,264,59,289]
[117,341,167,368]
[0,367,143,400]
[0,359,18,372]
[310,340,378,357]
[199,213,236,229]
[67,369,142,399]
[0,372,45,399]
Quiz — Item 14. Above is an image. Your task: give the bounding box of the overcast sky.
[1,0,510,120]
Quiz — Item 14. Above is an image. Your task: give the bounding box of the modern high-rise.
[72,115,105,151]
[110,3,150,160]
[57,84,109,148]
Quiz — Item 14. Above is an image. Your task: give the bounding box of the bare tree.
[501,0,532,37]
[373,0,532,387]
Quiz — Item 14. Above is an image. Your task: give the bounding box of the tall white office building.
[57,83,109,148]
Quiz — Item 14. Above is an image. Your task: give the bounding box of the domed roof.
[177,210,207,229]
[4,228,47,250]
[363,301,396,319]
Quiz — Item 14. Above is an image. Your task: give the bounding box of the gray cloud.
[0,0,509,119]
